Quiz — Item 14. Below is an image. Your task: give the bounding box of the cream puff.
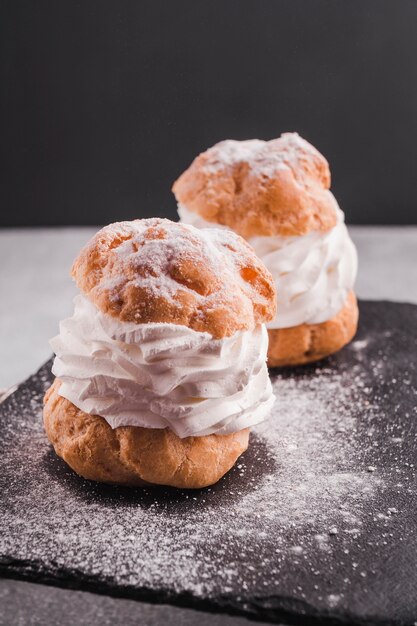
[44,218,276,488]
[173,132,359,367]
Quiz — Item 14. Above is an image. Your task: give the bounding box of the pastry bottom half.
[43,379,249,489]
[267,290,359,367]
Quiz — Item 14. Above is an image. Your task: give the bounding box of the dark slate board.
[1,301,417,626]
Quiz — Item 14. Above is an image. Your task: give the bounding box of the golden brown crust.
[71,218,276,338]
[173,133,338,238]
[267,291,359,367]
[43,379,250,489]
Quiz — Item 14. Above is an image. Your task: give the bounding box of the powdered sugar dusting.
[203,132,315,179]
[0,365,394,593]
[79,218,274,331]
[1,301,417,623]
[248,367,380,530]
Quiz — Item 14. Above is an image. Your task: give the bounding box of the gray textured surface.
[1,226,417,390]
[0,578,251,626]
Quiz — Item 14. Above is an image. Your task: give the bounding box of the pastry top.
[173,132,339,237]
[71,218,276,338]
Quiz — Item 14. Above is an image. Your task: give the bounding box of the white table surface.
[1,226,417,389]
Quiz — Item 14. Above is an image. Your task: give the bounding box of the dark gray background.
[1,0,416,227]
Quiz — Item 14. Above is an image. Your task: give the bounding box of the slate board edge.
[0,560,393,626]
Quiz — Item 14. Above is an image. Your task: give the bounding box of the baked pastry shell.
[71,218,276,338]
[172,134,338,238]
[43,379,249,489]
[267,290,359,367]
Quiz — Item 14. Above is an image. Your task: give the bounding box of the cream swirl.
[51,294,274,438]
[178,203,358,329]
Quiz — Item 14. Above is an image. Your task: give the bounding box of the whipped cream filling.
[178,203,358,329]
[51,294,274,438]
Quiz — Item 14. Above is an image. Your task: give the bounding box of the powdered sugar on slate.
[248,366,380,530]
[1,301,416,623]
[0,359,382,596]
